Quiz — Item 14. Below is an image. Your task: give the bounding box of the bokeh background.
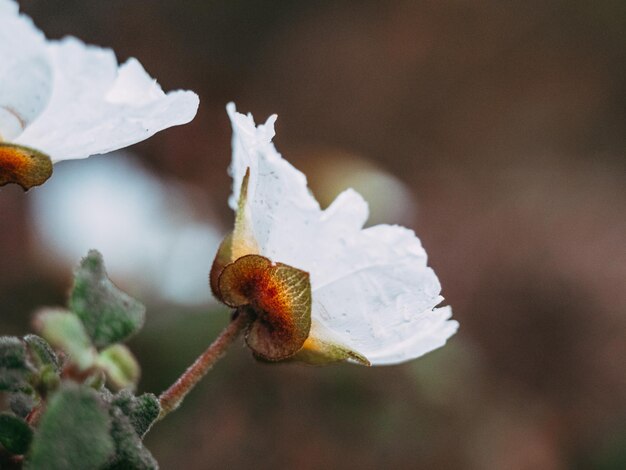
[2,1,626,468]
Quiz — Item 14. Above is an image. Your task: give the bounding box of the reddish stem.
[25,402,44,427]
[158,310,250,419]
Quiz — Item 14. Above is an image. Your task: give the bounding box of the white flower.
[0,0,198,188]
[211,103,458,366]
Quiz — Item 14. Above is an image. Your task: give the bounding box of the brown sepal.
[217,254,312,361]
[209,233,233,300]
[0,143,52,190]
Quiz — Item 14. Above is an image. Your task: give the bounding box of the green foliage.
[9,393,35,419]
[23,335,59,372]
[0,337,31,392]
[105,407,158,470]
[110,390,160,438]
[97,345,140,391]
[0,338,27,369]
[20,385,161,469]
[27,385,115,470]
[32,251,145,386]
[0,413,33,455]
[0,252,159,468]
[34,309,96,371]
[69,250,145,349]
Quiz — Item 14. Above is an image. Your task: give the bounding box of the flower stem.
[158,310,250,419]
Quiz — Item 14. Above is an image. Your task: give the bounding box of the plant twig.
[158,310,250,419]
[25,401,44,427]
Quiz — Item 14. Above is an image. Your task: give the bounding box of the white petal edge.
[364,307,459,365]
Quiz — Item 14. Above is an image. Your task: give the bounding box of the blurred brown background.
[2,1,626,468]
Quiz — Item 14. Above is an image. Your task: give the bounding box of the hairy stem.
[158,310,250,419]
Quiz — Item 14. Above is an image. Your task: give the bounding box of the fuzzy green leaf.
[111,390,160,438]
[96,344,140,391]
[0,413,33,455]
[0,337,27,369]
[9,393,35,419]
[34,309,96,371]
[27,384,114,470]
[0,369,30,393]
[0,336,30,392]
[23,335,60,372]
[105,407,158,470]
[70,250,145,348]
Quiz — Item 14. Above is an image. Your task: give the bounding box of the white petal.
[15,36,199,162]
[311,225,455,365]
[0,0,18,14]
[227,103,369,277]
[0,1,51,140]
[364,306,459,365]
[226,104,458,365]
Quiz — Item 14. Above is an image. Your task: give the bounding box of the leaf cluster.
[0,251,160,469]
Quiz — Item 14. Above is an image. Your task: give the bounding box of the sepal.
[0,143,52,190]
[218,255,312,361]
[292,321,370,366]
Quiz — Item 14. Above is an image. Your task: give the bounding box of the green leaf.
[0,369,30,393]
[111,390,160,438]
[83,370,106,391]
[27,384,114,470]
[0,413,33,455]
[96,344,140,391]
[38,364,61,392]
[70,250,146,348]
[23,335,60,372]
[0,336,30,392]
[0,337,27,369]
[9,393,35,419]
[105,407,158,470]
[34,309,96,371]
